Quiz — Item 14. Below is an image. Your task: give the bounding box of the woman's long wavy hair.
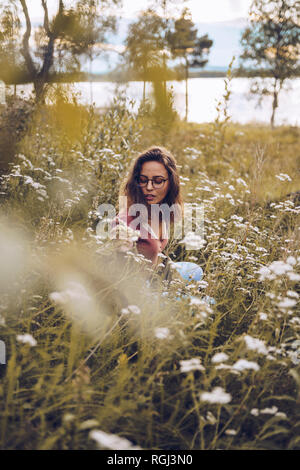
[119,146,183,224]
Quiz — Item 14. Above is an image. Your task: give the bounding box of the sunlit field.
[0,81,299,450]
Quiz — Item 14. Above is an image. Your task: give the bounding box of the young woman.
[113,146,183,272]
[110,146,205,290]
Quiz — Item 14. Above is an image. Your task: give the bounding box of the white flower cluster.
[16,333,37,347]
[179,358,205,373]
[211,352,229,363]
[257,257,300,282]
[200,387,231,404]
[121,305,141,315]
[89,430,141,450]
[180,232,207,251]
[155,327,171,340]
[244,335,268,355]
[251,406,286,418]
[49,281,91,306]
[275,173,292,182]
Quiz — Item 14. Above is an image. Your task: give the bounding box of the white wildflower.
[180,232,206,250]
[63,413,75,424]
[230,215,243,222]
[275,412,287,419]
[197,280,209,289]
[266,292,275,299]
[155,327,170,340]
[215,364,232,370]
[270,261,293,276]
[79,419,99,430]
[49,281,91,305]
[287,272,300,281]
[211,352,229,364]
[121,305,141,315]
[258,266,273,281]
[232,359,260,372]
[236,178,247,187]
[250,408,260,417]
[260,406,278,415]
[286,256,296,266]
[89,430,141,450]
[286,290,299,299]
[16,333,37,347]
[258,260,293,281]
[288,351,300,365]
[275,173,292,182]
[278,298,297,309]
[206,411,217,424]
[244,335,268,355]
[180,358,205,373]
[259,312,268,321]
[190,297,205,306]
[200,387,231,404]
[225,429,237,436]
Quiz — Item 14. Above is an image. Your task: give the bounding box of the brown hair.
[119,146,183,223]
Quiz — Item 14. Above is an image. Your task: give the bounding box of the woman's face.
[139,161,169,205]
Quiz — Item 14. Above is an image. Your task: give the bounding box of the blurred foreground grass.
[0,85,299,450]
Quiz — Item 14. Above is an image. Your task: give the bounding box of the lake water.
[10,77,300,126]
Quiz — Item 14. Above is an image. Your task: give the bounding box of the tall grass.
[0,82,299,450]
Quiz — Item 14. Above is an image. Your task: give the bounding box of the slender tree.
[239,0,300,128]
[167,8,213,121]
[150,0,188,97]
[124,9,166,101]
[0,1,22,96]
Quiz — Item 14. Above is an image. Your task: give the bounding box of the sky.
[27,0,252,24]
[122,0,252,22]
[22,0,253,71]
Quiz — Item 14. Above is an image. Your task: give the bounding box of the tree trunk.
[185,56,188,122]
[270,80,279,129]
[89,54,93,106]
[34,78,46,104]
[163,53,167,102]
[143,80,146,102]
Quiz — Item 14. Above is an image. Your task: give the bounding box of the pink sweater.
[113,212,168,265]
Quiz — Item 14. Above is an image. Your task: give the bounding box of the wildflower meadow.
[0,78,299,451]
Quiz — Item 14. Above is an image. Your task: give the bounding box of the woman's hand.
[109,219,140,253]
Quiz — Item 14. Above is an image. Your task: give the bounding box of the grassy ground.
[0,87,299,450]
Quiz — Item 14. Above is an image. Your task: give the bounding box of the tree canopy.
[239,0,300,127]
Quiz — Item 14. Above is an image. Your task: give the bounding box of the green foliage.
[0,2,23,85]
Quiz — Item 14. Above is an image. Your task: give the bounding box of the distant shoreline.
[3,70,300,86]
